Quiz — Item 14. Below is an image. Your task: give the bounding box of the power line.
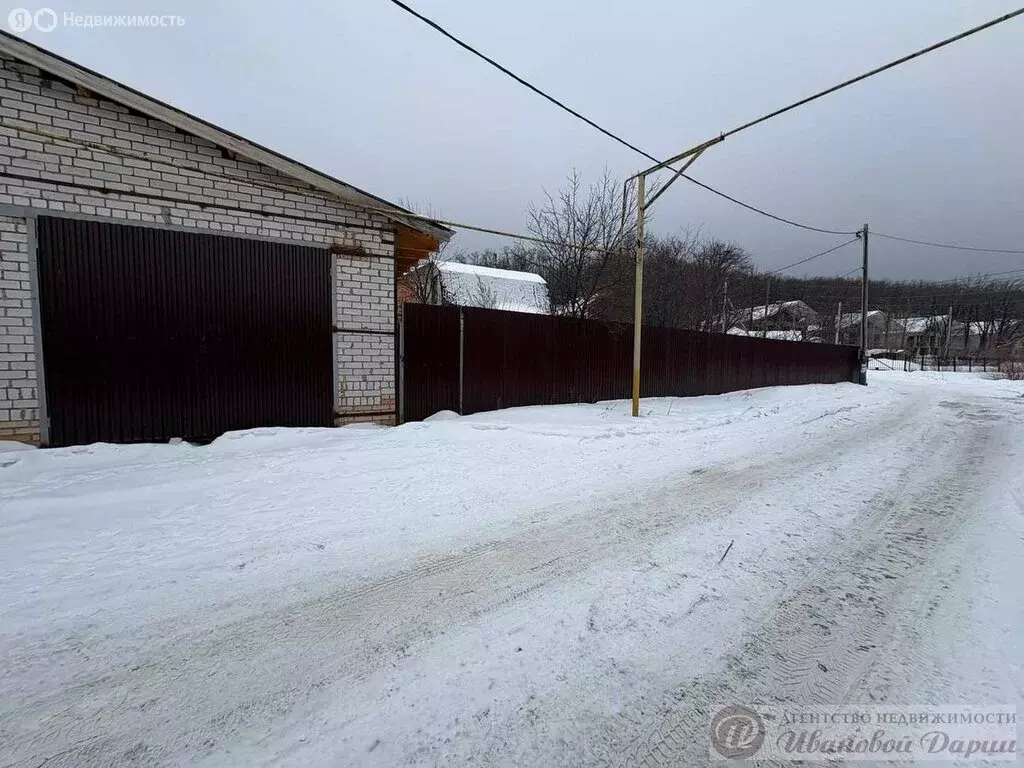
[815,294,1024,307]
[816,298,1024,310]
[677,175,853,235]
[382,0,652,161]
[808,293,1024,309]
[757,265,1024,290]
[787,266,1024,291]
[973,267,1024,278]
[796,283,1024,299]
[764,238,860,276]
[898,266,1024,282]
[872,232,1024,254]
[384,0,852,235]
[720,7,1024,140]
[386,0,1023,242]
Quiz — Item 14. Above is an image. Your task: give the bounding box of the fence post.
[458,308,465,415]
[398,310,405,424]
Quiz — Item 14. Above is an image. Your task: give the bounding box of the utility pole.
[631,174,646,417]
[835,301,842,345]
[763,279,771,338]
[748,268,756,332]
[859,223,869,384]
[944,303,954,356]
[720,278,730,333]
[626,137,720,417]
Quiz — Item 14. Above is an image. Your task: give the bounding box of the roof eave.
[0,31,453,244]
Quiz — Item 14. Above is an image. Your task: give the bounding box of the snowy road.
[2,371,1023,766]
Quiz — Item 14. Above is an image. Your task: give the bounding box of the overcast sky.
[8,0,1024,279]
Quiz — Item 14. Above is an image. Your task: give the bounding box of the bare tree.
[686,239,752,332]
[398,247,455,306]
[516,168,639,318]
[635,233,699,328]
[971,278,1024,356]
[469,276,499,310]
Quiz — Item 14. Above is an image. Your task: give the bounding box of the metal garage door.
[37,216,333,446]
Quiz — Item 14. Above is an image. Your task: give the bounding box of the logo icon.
[710,705,766,759]
[34,8,57,31]
[6,7,56,33]
[8,8,33,32]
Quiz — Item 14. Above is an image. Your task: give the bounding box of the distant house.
[731,300,819,339]
[888,316,1024,356]
[836,310,889,349]
[896,315,966,355]
[402,261,549,314]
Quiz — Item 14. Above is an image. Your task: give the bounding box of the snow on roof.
[900,315,950,334]
[737,300,814,322]
[838,310,885,328]
[437,261,546,284]
[436,261,548,313]
[727,328,805,341]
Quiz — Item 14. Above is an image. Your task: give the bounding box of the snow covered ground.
[2,371,1023,766]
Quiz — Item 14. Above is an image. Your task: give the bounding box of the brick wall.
[0,214,37,442]
[0,54,401,441]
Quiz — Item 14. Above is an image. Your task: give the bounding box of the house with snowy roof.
[836,310,890,349]
[730,300,818,338]
[402,261,549,314]
[895,315,966,355]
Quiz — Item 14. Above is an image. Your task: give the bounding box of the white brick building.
[0,31,450,445]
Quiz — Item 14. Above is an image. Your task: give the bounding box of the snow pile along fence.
[401,304,859,422]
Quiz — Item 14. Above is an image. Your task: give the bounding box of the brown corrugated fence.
[402,303,859,422]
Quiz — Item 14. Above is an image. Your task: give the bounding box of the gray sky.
[8,0,1024,279]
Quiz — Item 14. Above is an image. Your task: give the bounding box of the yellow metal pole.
[631,174,646,417]
[621,139,722,418]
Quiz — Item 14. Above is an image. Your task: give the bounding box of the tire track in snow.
[617,396,1005,768]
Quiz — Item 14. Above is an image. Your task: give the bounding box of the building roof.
[736,300,816,322]
[900,315,951,334]
[435,262,548,314]
[438,262,545,284]
[838,310,885,328]
[0,30,452,245]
